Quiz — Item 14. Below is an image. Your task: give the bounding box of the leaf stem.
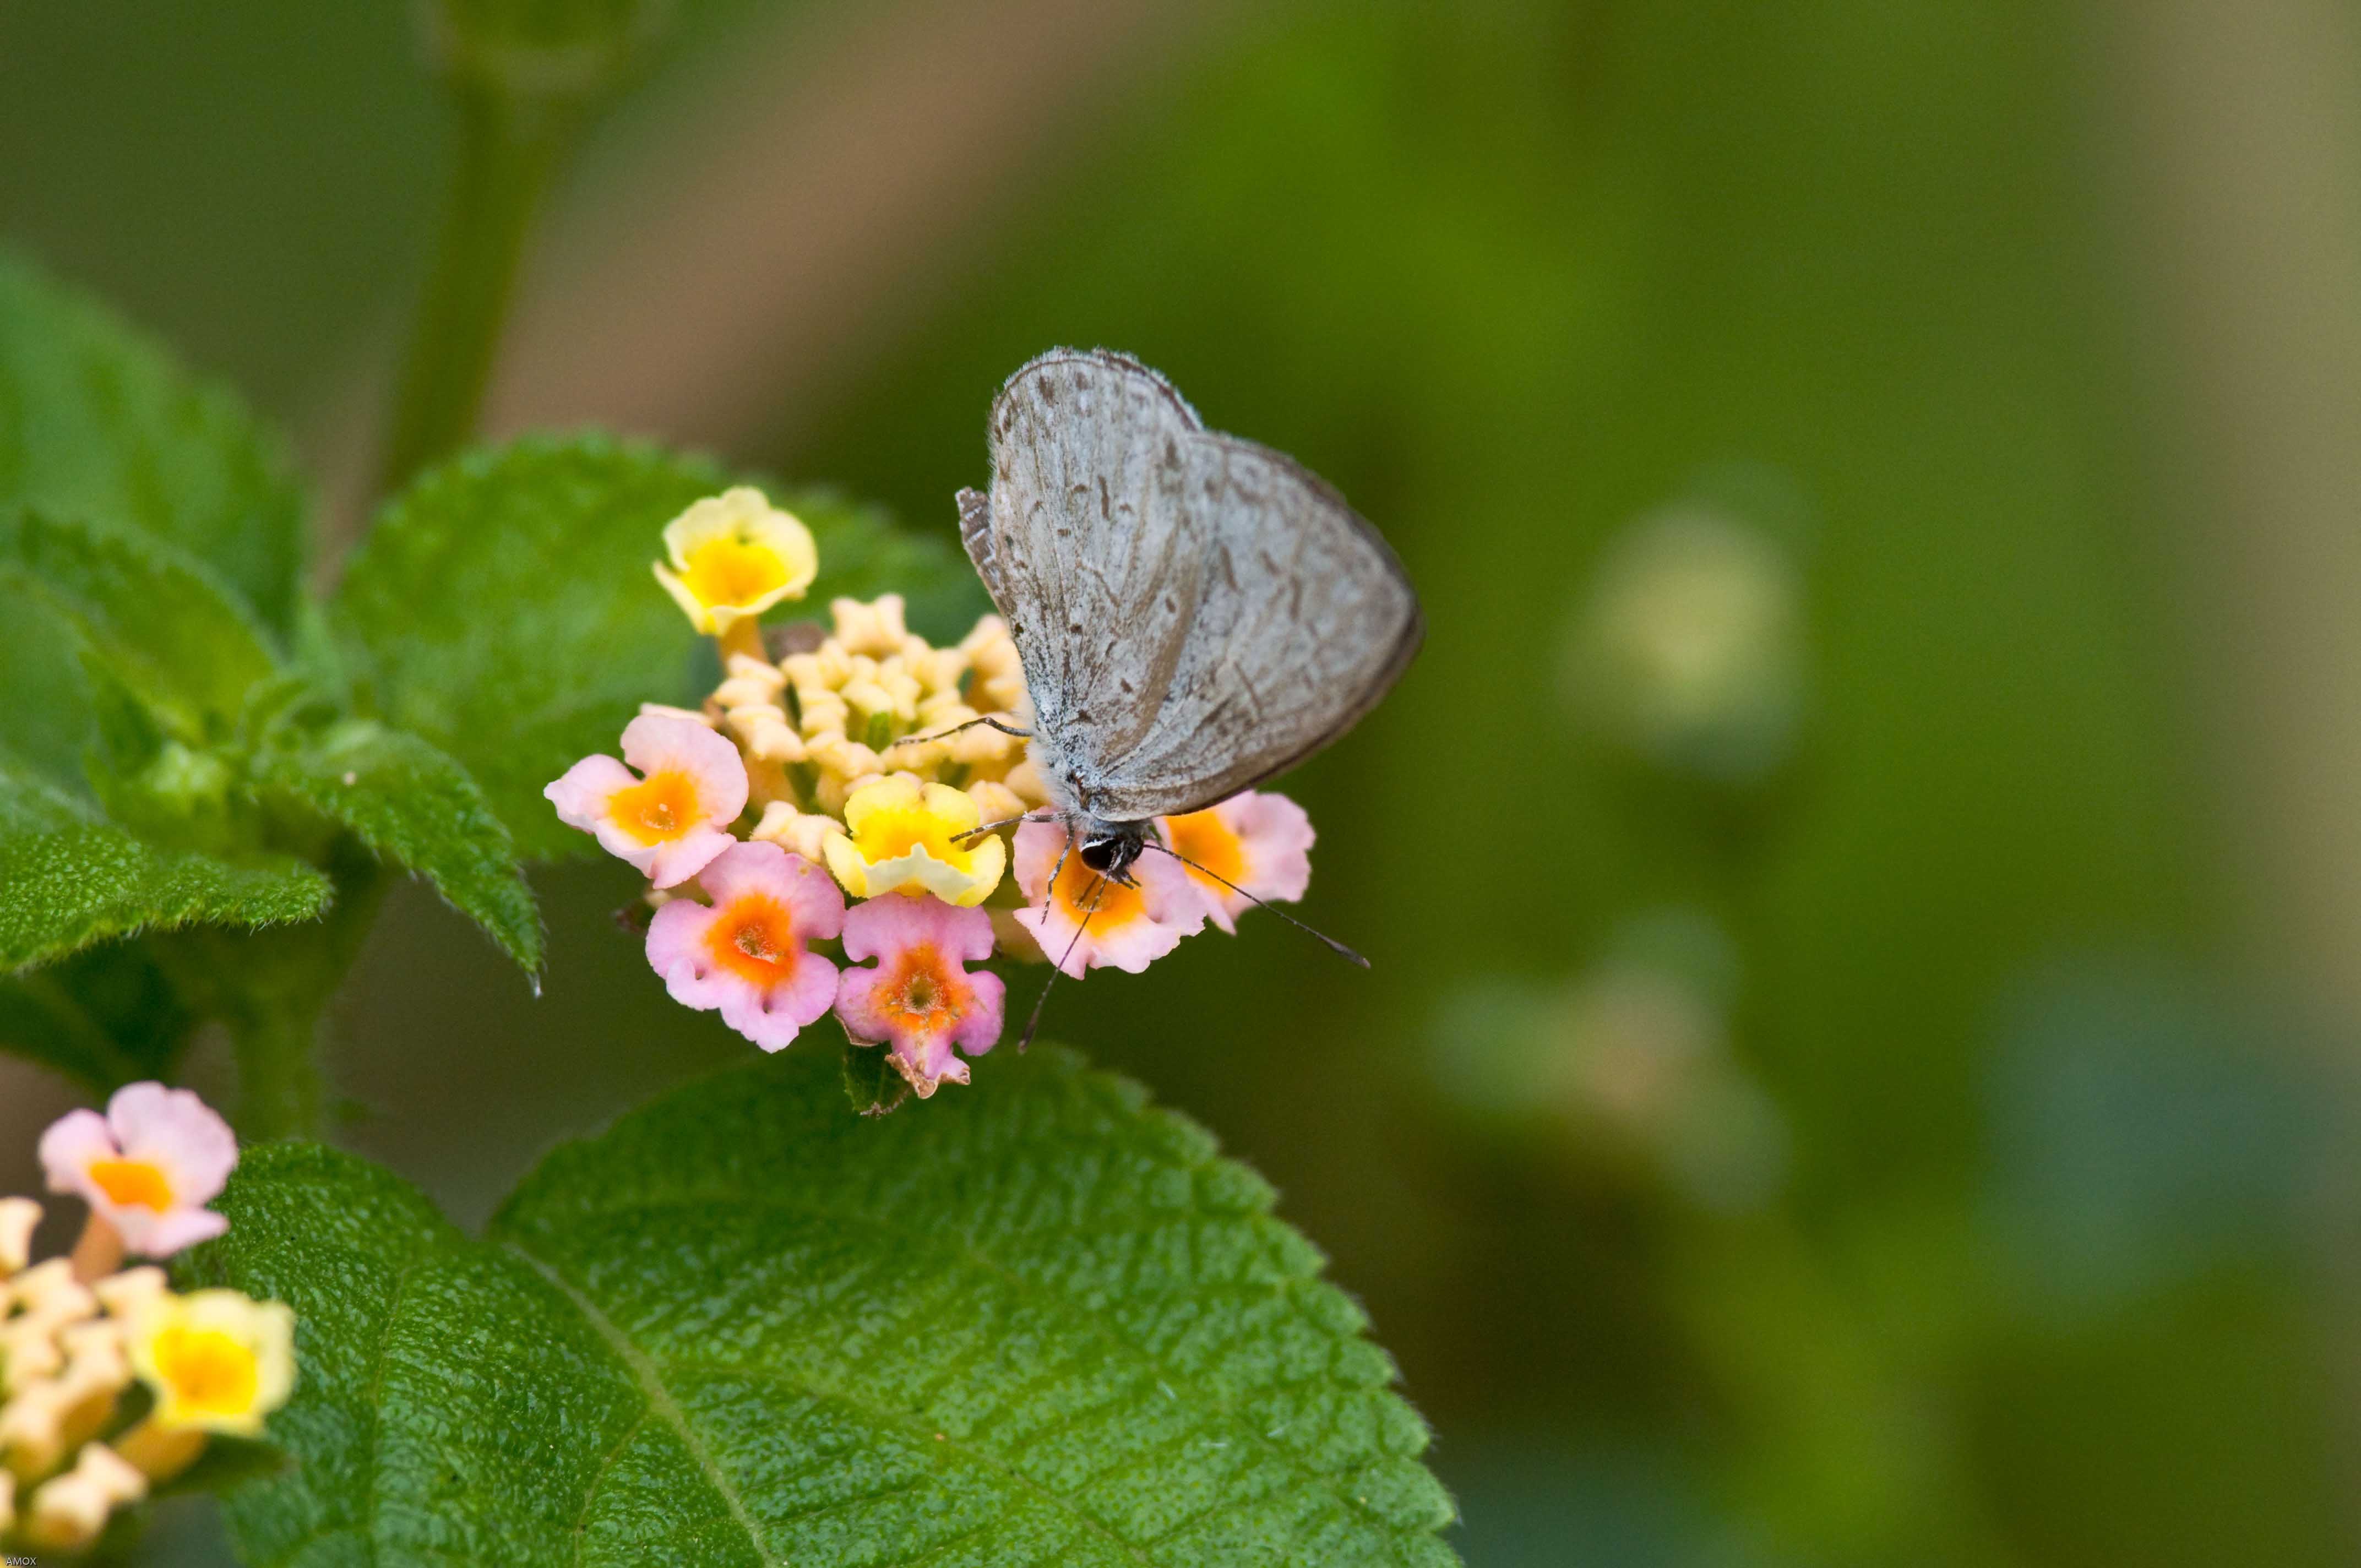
[378,84,580,497]
[230,1001,327,1143]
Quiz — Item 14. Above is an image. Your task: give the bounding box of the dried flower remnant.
[651,486,817,639]
[1012,819,1208,976]
[1157,790,1314,934]
[38,1083,236,1264]
[646,840,846,1051]
[546,712,750,888]
[835,895,1005,1097]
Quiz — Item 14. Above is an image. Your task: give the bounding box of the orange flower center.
[88,1157,174,1211]
[1161,809,1245,889]
[154,1327,259,1415]
[682,536,790,608]
[706,895,801,986]
[881,945,966,1031]
[608,770,701,845]
[1050,850,1147,930]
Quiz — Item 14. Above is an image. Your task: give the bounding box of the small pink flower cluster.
[546,492,1326,1100]
[549,714,1008,1097]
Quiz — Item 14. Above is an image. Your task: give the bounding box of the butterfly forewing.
[973,349,1422,821]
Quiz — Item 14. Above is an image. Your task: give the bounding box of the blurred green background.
[5,1,2358,1562]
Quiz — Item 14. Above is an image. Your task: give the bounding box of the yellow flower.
[651,487,818,635]
[128,1290,295,1437]
[822,777,1007,906]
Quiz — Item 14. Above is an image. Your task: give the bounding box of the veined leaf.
[0,507,280,738]
[335,435,986,861]
[0,251,307,639]
[0,759,331,970]
[251,718,541,972]
[192,1048,1459,1567]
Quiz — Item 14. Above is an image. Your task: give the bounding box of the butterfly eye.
[1079,838,1119,873]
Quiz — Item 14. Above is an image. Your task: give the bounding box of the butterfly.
[954,349,1422,904]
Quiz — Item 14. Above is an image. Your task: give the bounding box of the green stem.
[378,84,579,496]
[231,1003,325,1144]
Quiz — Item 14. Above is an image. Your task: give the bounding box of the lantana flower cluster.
[3,1085,295,1554]
[546,487,1321,1100]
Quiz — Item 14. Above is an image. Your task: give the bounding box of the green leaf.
[0,579,97,790]
[0,251,307,638]
[336,435,987,861]
[0,507,280,739]
[191,1048,1459,1567]
[0,758,331,970]
[251,717,542,971]
[0,939,199,1093]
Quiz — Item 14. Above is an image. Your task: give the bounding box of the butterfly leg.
[883,715,1034,753]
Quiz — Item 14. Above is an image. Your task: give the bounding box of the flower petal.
[37,1110,116,1196]
[619,714,749,826]
[106,1082,237,1207]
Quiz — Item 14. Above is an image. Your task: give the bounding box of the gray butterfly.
[955,349,1422,888]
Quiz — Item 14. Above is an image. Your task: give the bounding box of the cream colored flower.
[750,800,843,863]
[0,1198,37,1275]
[830,593,909,656]
[20,1440,143,1550]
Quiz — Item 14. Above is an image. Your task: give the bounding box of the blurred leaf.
[795,483,992,646]
[0,939,199,1093]
[0,578,96,790]
[0,507,279,740]
[251,717,541,972]
[191,1048,1459,1567]
[0,249,307,638]
[0,756,330,970]
[335,435,985,861]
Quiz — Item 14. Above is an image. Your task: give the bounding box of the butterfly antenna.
[1019,872,1104,1050]
[884,714,1032,753]
[1141,842,1370,968]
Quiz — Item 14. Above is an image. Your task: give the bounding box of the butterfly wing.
[1089,430,1422,819]
[970,349,1421,821]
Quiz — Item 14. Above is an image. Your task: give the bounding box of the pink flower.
[1011,820,1207,977]
[1156,790,1315,934]
[835,895,1005,1098]
[545,714,748,888]
[39,1084,237,1258]
[646,840,845,1050]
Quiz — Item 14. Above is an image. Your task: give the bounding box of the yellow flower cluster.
[679,593,1046,905]
[0,1197,293,1553]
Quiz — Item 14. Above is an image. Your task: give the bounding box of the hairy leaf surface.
[251,718,541,971]
[0,252,307,638]
[335,436,985,861]
[0,760,330,970]
[193,1048,1458,1567]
